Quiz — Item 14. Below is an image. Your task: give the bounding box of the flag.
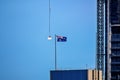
[57,36,67,42]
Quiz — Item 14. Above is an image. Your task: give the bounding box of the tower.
[96,0,105,80]
[105,0,120,80]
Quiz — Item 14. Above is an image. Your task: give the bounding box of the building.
[105,0,120,80]
[50,69,102,80]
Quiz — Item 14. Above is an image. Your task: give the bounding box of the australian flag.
[57,36,67,42]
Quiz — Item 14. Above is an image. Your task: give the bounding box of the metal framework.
[96,0,105,79]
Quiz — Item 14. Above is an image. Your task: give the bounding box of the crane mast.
[96,0,105,79]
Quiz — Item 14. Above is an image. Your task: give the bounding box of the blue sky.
[0,0,96,80]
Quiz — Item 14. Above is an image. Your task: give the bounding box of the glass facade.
[50,70,88,80]
[106,0,120,80]
[110,0,120,24]
[111,26,120,80]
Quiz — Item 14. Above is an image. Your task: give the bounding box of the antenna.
[48,0,52,40]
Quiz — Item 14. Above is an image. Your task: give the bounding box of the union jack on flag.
[56,36,67,42]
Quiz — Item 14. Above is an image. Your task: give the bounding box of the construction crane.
[96,0,105,80]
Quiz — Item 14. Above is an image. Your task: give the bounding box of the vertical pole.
[98,69,99,80]
[95,68,96,80]
[55,34,57,70]
[49,0,51,34]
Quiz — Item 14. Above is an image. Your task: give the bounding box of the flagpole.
[55,34,57,70]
